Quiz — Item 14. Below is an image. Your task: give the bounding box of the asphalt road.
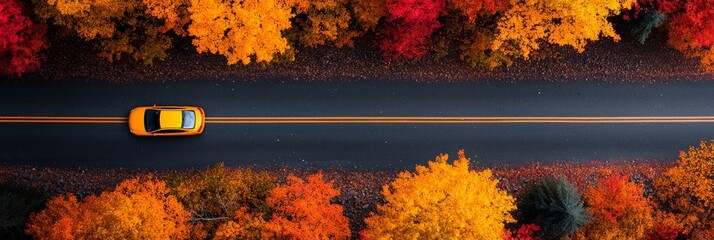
[1,79,713,170]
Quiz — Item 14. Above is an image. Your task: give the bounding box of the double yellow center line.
[3,116,714,124]
[0,116,127,124]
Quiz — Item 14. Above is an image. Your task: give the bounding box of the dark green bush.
[630,10,667,44]
[0,183,47,240]
[519,177,590,240]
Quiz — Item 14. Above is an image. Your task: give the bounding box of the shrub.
[520,177,590,239]
[0,183,46,240]
[363,150,516,239]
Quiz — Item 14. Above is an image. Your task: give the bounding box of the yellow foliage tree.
[143,0,191,36]
[290,0,356,48]
[26,175,191,239]
[33,0,173,64]
[169,163,275,238]
[574,175,655,240]
[654,141,714,237]
[213,207,268,240]
[187,0,294,65]
[362,150,516,239]
[492,0,635,60]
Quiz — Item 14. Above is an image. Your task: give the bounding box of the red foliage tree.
[645,224,679,240]
[0,0,47,76]
[450,0,507,21]
[379,0,446,60]
[504,224,540,240]
[675,1,714,47]
[635,0,686,13]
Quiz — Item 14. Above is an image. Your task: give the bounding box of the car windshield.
[144,109,160,132]
[182,110,196,129]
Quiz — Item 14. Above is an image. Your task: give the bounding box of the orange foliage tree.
[350,0,385,33]
[213,206,268,240]
[264,172,350,239]
[26,175,190,240]
[492,0,635,60]
[575,174,655,239]
[32,0,173,64]
[187,0,294,65]
[363,150,516,239]
[142,0,191,36]
[654,141,714,237]
[214,172,350,240]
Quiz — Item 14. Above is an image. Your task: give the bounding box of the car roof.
[159,110,184,129]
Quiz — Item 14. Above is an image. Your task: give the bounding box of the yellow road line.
[205,116,714,124]
[3,116,714,124]
[0,116,127,124]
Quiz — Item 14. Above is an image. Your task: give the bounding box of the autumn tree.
[649,0,714,73]
[1,0,48,76]
[654,141,714,238]
[288,0,356,48]
[645,224,679,240]
[435,0,510,68]
[350,0,385,33]
[142,0,191,36]
[492,0,635,60]
[264,172,350,239]
[188,0,294,65]
[504,224,540,240]
[213,206,268,240]
[169,163,275,237]
[32,0,173,64]
[214,172,350,240]
[363,150,516,239]
[379,0,446,59]
[26,175,190,240]
[575,175,655,239]
[520,177,590,239]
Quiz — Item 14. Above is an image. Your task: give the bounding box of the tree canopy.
[26,175,191,240]
[187,0,294,65]
[493,0,635,59]
[1,0,48,76]
[363,150,516,239]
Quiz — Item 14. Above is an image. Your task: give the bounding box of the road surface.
[1,79,713,170]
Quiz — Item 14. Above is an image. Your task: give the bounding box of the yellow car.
[129,105,205,136]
